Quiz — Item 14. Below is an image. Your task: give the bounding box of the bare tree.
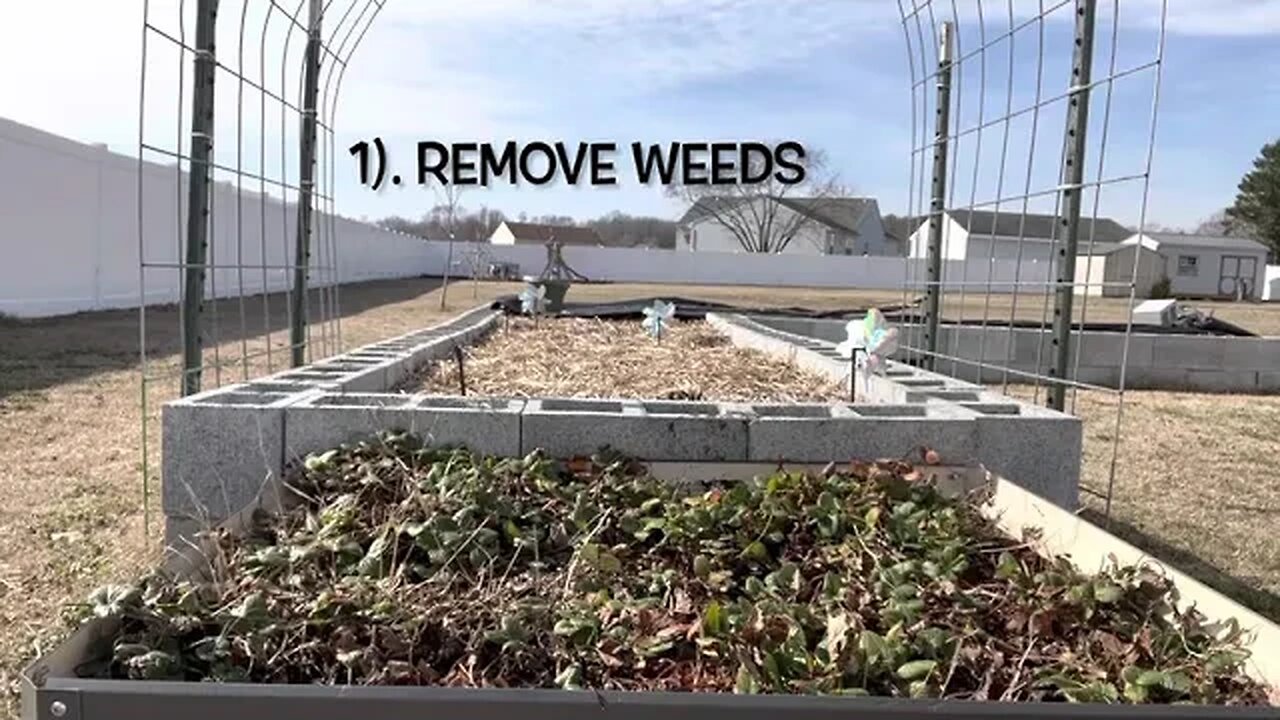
[434,183,466,310]
[665,147,849,253]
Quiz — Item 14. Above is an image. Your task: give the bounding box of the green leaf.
[703,601,726,636]
[860,630,888,666]
[865,506,881,529]
[693,555,712,580]
[742,540,769,562]
[995,552,1020,580]
[597,551,622,574]
[734,664,760,694]
[555,664,583,690]
[1093,581,1124,604]
[1135,670,1168,688]
[896,659,937,681]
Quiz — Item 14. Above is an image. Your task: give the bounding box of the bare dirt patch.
[408,317,847,403]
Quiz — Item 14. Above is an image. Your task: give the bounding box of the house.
[676,196,902,256]
[1112,231,1271,300]
[907,210,1133,262]
[489,221,604,247]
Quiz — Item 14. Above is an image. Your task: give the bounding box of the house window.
[1177,255,1198,277]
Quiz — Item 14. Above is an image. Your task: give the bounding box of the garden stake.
[454,345,467,396]
[850,350,856,402]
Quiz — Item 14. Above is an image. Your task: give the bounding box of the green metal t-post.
[180,0,219,397]
[1047,0,1097,412]
[923,21,954,372]
[291,0,322,367]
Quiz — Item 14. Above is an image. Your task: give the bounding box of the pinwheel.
[519,282,546,316]
[835,308,900,399]
[642,300,676,342]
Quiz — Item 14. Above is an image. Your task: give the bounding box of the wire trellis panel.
[895,0,1167,517]
[136,0,384,536]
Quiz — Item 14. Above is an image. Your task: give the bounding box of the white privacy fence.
[423,240,1054,292]
[0,116,431,318]
[2,116,1057,318]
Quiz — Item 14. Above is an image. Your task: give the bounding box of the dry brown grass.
[1000,384,1280,622]
[412,317,846,402]
[1,276,1278,718]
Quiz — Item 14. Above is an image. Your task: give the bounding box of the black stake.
[454,345,467,396]
[849,350,856,403]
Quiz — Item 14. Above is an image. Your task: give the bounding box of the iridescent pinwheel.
[835,308,900,395]
[519,281,546,317]
[642,300,676,342]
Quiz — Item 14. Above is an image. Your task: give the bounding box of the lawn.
[1,276,1278,717]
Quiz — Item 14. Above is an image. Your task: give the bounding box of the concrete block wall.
[748,315,1280,393]
[161,304,1085,546]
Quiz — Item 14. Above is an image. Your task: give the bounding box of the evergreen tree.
[1224,139,1280,255]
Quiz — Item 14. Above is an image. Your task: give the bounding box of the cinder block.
[161,385,302,525]
[1257,371,1280,392]
[1150,335,1227,371]
[1221,338,1280,370]
[521,398,749,461]
[973,404,1081,510]
[747,404,978,465]
[1076,332,1153,368]
[284,393,525,468]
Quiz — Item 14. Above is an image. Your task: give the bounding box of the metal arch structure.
[137,0,1167,535]
[894,0,1168,519]
[137,0,383,535]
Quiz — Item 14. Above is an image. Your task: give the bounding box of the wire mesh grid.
[136,0,384,535]
[894,0,1167,516]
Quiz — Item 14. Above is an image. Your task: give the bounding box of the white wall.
[908,215,967,259]
[1264,265,1280,302]
[428,239,1052,291]
[0,116,432,318]
[1137,237,1269,300]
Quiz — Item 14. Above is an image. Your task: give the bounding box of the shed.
[1125,232,1271,300]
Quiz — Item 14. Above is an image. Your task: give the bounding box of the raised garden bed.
[401,317,846,403]
[26,432,1276,717]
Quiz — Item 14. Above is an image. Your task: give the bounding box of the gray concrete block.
[284,393,524,466]
[973,405,1081,510]
[521,397,749,461]
[1221,338,1280,371]
[1150,335,1226,371]
[161,385,302,524]
[748,404,978,465]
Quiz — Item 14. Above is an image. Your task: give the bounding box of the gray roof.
[1143,231,1269,254]
[678,196,874,235]
[948,210,1133,243]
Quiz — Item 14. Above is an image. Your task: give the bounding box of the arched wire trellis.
[138,0,1166,536]
[895,0,1167,518]
[136,0,383,535]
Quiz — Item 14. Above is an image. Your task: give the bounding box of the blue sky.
[2,1,1279,231]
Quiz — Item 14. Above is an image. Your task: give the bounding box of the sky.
[1,1,1279,231]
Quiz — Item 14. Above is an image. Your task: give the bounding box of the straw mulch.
[412,317,846,403]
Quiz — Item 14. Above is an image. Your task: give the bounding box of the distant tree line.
[377,206,677,249]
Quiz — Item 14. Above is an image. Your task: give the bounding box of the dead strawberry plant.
[68,432,1269,704]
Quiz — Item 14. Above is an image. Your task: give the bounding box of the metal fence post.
[1048,0,1097,411]
[180,0,219,397]
[923,21,954,371]
[291,0,323,367]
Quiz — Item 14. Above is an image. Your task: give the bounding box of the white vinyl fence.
[2,115,1055,319]
[0,116,430,318]
[424,240,1053,292]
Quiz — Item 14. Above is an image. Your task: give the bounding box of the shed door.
[1219,255,1258,298]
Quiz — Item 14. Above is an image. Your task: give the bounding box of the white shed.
[1125,232,1271,300]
